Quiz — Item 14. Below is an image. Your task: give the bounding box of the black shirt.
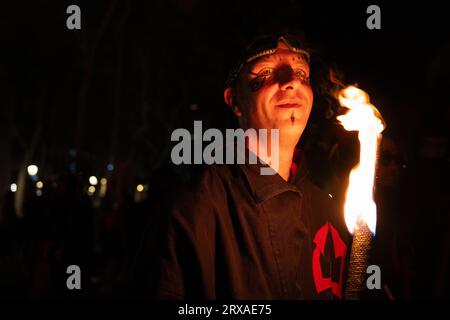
[155,151,350,299]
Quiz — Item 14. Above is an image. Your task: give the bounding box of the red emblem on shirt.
[312,221,347,298]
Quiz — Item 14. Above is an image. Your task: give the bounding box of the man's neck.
[247,134,297,182]
[278,148,295,181]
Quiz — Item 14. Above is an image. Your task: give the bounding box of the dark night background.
[1,0,449,299]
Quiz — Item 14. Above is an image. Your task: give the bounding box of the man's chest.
[214,189,349,299]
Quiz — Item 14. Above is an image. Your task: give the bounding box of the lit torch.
[337,86,385,300]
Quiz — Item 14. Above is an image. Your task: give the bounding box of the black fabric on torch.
[345,222,373,300]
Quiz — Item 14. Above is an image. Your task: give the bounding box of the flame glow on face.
[337,86,385,235]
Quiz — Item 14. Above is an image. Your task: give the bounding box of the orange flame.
[337,86,385,235]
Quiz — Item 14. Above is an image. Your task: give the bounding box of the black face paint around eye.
[247,65,309,92]
[249,76,266,92]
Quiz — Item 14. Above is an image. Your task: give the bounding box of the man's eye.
[257,68,273,77]
[294,69,309,83]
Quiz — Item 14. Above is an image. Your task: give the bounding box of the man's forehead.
[257,50,308,63]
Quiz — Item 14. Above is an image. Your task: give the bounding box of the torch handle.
[345,223,373,300]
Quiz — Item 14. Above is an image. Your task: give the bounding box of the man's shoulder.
[178,164,239,196]
[169,164,243,220]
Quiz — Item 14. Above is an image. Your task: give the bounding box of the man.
[155,34,350,299]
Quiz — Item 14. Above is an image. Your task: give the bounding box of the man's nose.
[275,65,300,90]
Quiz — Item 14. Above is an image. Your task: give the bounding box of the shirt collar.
[238,148,309,204]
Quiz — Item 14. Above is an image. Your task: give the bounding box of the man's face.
[232,41,313,141]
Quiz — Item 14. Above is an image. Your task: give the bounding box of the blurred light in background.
[134,184,148,203]
[27,165,38,176]
[99,178,108,197]
[89,176,98,186]
[10,183,17,193]
[36,181,44,189]
[88,186,96,196]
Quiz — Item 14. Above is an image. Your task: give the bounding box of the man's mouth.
[276,103,301,108]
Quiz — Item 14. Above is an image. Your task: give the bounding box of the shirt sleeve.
[154,177,217,300]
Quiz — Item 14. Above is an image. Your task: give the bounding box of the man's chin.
[277,120,305,139]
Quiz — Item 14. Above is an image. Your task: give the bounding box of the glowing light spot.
[88,186,96,195]
[89,176,98,186]
[27,165,38,176]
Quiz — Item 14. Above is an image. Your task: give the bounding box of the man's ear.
[224,87,242,117]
